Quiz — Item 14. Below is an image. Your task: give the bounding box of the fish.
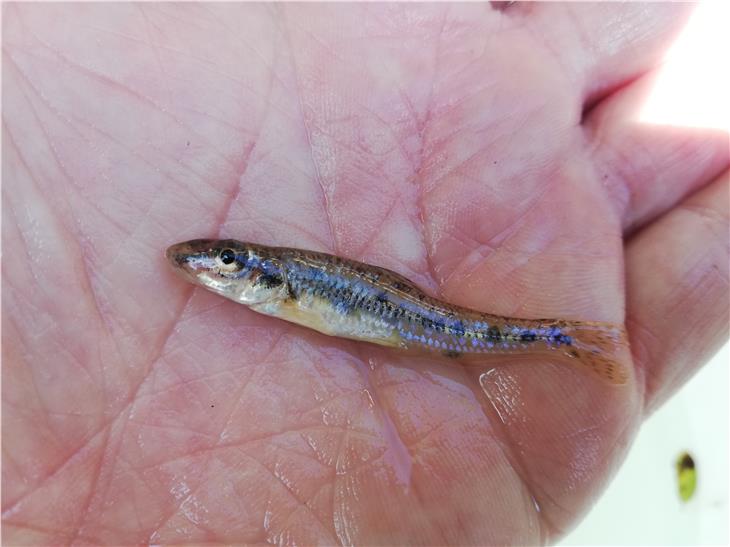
[166,239,630,384]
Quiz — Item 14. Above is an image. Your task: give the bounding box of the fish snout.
[166,240,221,284]
[165,243,191,268]
[166,239,218,264]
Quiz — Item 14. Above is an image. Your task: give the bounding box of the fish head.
[166,239,288,305]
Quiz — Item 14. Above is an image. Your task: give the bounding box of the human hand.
[3,4,728,545]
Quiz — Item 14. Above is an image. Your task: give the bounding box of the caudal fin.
[557,321,630,384]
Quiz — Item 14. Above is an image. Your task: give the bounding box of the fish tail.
[554,320,630,384]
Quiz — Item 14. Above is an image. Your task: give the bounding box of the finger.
[519,2,693,108]
[584,67,730,234]
[625,170,729,414]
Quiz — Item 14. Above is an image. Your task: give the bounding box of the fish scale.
[166,239,630,384]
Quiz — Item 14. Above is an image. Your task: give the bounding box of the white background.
[560,343,729,545]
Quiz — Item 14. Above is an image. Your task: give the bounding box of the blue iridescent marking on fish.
[167,239,631,385]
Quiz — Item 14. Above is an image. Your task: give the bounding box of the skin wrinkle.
[459,256,533,316]
[279,8,339,254]
[582,70,729,237]
[608,145,644,229]
[3,123,115,465]
[421,135,502,192]
[215,350,273,445]
[139,351,222,404]
[68,112,220,212]
[4,62,177,435]
[7,278,195,521]
[579,70,645,126]
[1,420,112,521]
[330,400,358,546]
[274,217,331,248]
[521,411,637,539]
[3,314,68,459]
[136,359,252,403]
[276,443,333,504]
[147,477,215,541]
[145,456,225,541]
[646,278,724,409]
[676,201,730,239]
[83,23,296,129]
[580,84,656,226]
[316,111,402,161]
[128,426,340,475]
[380,363,478,403]
[332,354,418,545]
[11,16,242,176]
[8,354,73,476]
[379,369,474,405]
[326,439,392,480]
[209,13,279,237]
[5,48,217,239]
[558,421,603,443]
[2,521,100,545]
[430,80,498,135]
[473,373,551,540]
[128,420,221,442]
[391,84,427,167]
[334,101,412,162]
[574,413,635,497]
[65,427,112,546]
[538,6,580,88]
[665,259,727,321]
[349,349,440,545]
[3,65,112,294]
[586,136,635,230]
[624,315,657,413]
[137,335,289,537]
[278,470,339,537]
[88,411,159,540]
[137,4,173,106]
[355,196,402,259]
[439,177,556,292]
[441,225,497,270]
[444,223,616,297]
[4,5,727,545]
[240,451,336,542]
[627,179,729,413]
[407,9,448,291]
[405,412,474,452]
[7,58,154,247]
[617,136,662,228]
[156,9,616,528]
[560,4,646,121]
[155,361,226,429]
[199,5,303,108]
[285,390,375,431]
[139,330,355,539]
[152,41,288,532]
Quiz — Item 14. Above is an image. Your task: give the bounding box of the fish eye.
[219,249,236,265]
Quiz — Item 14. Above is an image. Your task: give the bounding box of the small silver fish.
[166,239,630,384]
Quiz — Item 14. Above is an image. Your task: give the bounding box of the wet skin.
[3,4,728,546]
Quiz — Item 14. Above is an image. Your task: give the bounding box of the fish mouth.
[165,243,187,267]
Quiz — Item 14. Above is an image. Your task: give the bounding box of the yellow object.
[676,452,697,502]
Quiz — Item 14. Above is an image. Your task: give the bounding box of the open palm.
[3,4,728,545]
